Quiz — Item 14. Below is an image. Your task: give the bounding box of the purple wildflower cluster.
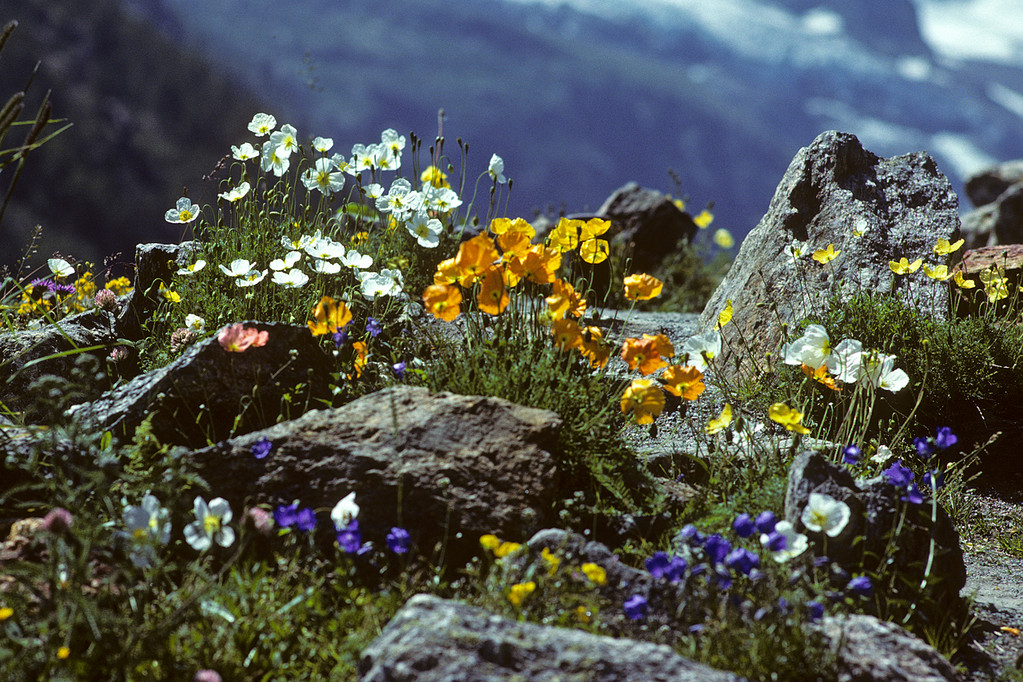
[883,426,956,504]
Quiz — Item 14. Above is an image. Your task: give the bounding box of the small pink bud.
[244,507,275,536]
[192,670,223,682]
[42,508,74,534]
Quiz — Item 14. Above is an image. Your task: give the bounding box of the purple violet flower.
[365,317,382,338]
[703,534,731,564]
[337,519,362,553]
[386,527,411,554]
[847,575,873,598]
[883,460,914,488]
[732,513,755,538]
[623,594,647,620]
[842,444,861,465]
[935,426,957,451]
[754,511,777,534]
[251,436,273,460]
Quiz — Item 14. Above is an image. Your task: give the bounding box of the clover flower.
[184,496,235,551]
[94,288,118,312]
[801,493,850,537]
[386,527,411,554]
[165,197,200,224]
[218,324,268,352]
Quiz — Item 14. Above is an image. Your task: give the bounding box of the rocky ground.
[614,310,1023,680]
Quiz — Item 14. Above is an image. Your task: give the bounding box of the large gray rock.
[698,131,960,379]
[598,182,699,273]
[358,593,742,682]
[964,160,1023,207]
[0,309,117,417]
[70,321,331,448]
[188,387,564,563]
[813,614,958,682]
[959,182,1023,250]
[785,451,966,612]
[117,241,200,340]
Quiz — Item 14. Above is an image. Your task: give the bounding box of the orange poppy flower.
[552,318,583,350]
[422,284,463,321]
[801,363,841,391]
[662,365,705,401]
[351,341,369,378]
[621,335,671,376]
[307,296,353,336]
[620,379,665,425]
[624,273,663,301]
[433,257,460,286]
[477,265,509,315]
[509,243,561,284]
[454,233,499,286]
[497,229,533,266]
[545,279,587,320]
[579,325,610,368]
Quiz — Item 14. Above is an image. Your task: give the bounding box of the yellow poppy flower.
[579,326,611,369]
[581,562,607,585]
[713,228,734,249]
[812,243,840,264]
[623,273,663,301]
[705,403,733,434]
[547,217,581,253]
[889,257,922,275]
[579,218,611,240]
[801,363,840,391]
[922,263,951,281]
[307,296,352,336]
[769,403,810,434]
[552,318,583,350]
[545,279,586,320]
[620,379,665,425]
[694,209,714,228]
[953,270,976,289]
[933,238,964,255]
[508,581,536,607]
[454,233,499,286]
[979,264,1009,303]
[420,165,450,188]
[715,299,733,330]
[579,238,609,264]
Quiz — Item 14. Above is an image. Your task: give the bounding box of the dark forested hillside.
[0,0,291,272]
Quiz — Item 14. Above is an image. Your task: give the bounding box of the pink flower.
[42,508,74,534]
[217,324,269,353]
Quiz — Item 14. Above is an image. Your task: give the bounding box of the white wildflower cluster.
[781,324,909,393]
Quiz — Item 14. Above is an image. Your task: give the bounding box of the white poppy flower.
[331,492,359,530]
[801,493,851,537]
[183,496,234,551]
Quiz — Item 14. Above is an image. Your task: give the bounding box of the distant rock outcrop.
[698,131,959,379]
[598,182,699,273]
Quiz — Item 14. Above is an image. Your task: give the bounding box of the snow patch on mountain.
[912,0,1023,64]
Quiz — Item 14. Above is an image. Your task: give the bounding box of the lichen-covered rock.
[358,593,742,682]
[698,131,959,379]
[960,183,1023,249]
[598,182,699,273]
[70,321,330,448]
[188,386,564,563]
[965,160,1023,207]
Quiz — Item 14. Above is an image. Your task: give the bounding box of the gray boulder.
[598,182,699,273]
[188,386,563,563]
[698,131,959,379]
[785,451,966,611]
[959,182,1023,250]
[813,614,958,682]
[358,593,742,682]
[70,321,331,448]
[117,241,200,341]
[0,309,118,417]
[964,160,1023,207]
